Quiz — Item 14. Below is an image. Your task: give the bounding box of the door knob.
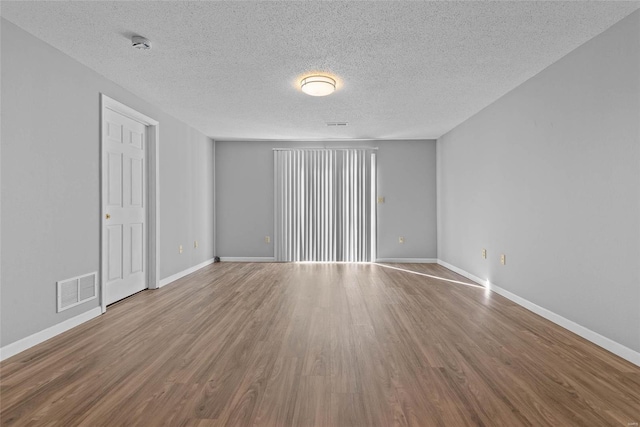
[105,213,111,219]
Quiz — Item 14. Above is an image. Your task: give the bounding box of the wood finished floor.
[1,262,639,426]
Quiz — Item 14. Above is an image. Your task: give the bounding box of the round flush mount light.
[300,75,336,97]
[132,36,151,50]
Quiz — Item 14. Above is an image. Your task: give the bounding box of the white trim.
[220,257,276,262]
[0,307,102,362]
[273,149,278,262]
[100,94,160,313]
[217,137,425,142]
[212,140,217,261]
[159,258,215,288]
[273,147,378,151]
[436,259,486,285]
[376,258,437,263]
[437,259,640,367]
[147,124,160,291]
[102,95,160,126]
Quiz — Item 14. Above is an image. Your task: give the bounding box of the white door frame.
[100,94,160,313]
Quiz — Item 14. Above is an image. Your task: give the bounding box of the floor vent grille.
[57,272,98,312]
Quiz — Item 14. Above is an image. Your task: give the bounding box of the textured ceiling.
[2,1,639,140]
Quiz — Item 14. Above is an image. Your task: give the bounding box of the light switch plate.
[399,236,405,244]
[377,196,385,204]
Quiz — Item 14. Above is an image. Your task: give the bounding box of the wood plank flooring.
[1,262,639,426]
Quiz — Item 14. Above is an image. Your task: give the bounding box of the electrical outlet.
[399,236,405,244]
[194,240,198,249]
[179,245,183,254]
[500,254,506,265]
[265,236,271,243]
[482,248,487,259]
[377,196,385,204]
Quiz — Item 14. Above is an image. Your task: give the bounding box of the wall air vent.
[326,122,348,127]
[57,272,98,312]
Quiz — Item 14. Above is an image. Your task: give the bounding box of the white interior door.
[103,108,147,305]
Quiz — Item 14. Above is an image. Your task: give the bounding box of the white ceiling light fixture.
[132,35,151,50]
[301,75,336,97]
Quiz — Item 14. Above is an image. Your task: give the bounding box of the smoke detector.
[132,36,151,50]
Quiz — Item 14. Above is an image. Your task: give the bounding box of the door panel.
[106,225,123,281]
[130,223,144,274]
[129,129,144,149]
[130,157,144,207]
[103,108,147,305]
[107,121,123,143]
[107,153,123,207]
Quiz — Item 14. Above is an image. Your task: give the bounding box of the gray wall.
[216,140,437,260]
[437,11,640,352]
[1,19,215,347]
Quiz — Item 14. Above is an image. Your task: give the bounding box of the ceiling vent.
[326,122,348,127]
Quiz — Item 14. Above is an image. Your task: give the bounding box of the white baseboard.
[0,306,102,362]
[220,257,275,262]
[376,258,437,263]
[437,259,640,367]
[159,258,215,288]
[436,260,486,285]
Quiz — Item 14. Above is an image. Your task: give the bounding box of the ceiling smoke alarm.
[132,36,151,50]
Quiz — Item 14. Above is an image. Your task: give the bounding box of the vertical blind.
[274,148,376,262]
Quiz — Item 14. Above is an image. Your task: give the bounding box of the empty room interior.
[1,1,640,426]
